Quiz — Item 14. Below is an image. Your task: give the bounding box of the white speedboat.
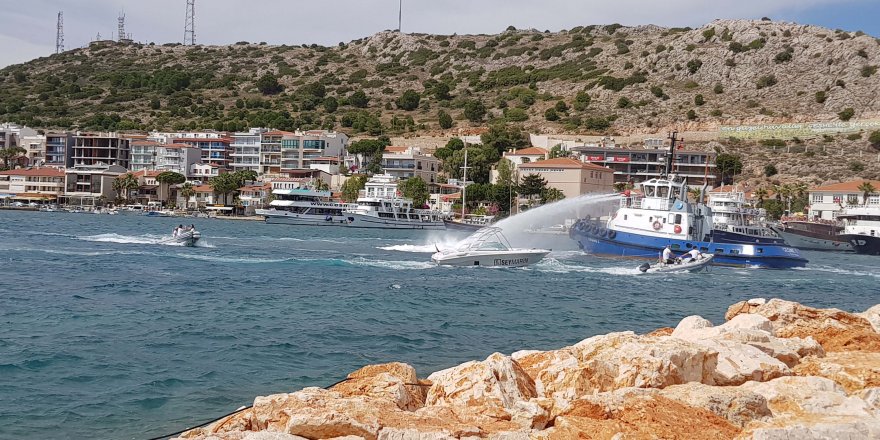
[165,228,201,247]
[637,254,714,273]
[431,227,550,267]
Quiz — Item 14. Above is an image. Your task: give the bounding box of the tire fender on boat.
[608,230,617,240]
[652,221,662,231]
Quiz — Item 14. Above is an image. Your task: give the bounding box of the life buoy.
[674,225,682,234]
[674,201,684,210]
[652,221,662,231]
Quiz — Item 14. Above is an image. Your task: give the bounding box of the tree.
[156,171,186,185]
[554,101,568,113]
[438,110,453,129]
[256,73,283,95]
[0,146,26,169]
[542,187,565,203]
[323,97,339,113]
[233,169,258,185]
[763,199,784,219]
[480,123,529,155]
[544,108,559,121]
[495,158,515,186]
[763,164,778,177]
[715,153,743,184]
[399,176,429,207]
[209,173,241,205]
[443,144,500,184]
[858,181,877,205]
[463,100,487,122]
[340,174,367,202]
[573,90,591,111]
[180,183,196,209]
[694,94,705,106]
[838,107,855,121]
[348,138,389,171]
[433,82,451,100]
[754,187,769,208]
[433,137,465,161]
[518,173,548,206]
[396,89,421,111]
[349,90,370,108]
[870,131,880,150]
[113,173,140,203]
[549,145,565,159]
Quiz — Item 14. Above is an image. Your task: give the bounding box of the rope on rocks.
[145,377,353,440]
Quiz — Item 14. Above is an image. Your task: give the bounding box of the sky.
[2,0,880,68]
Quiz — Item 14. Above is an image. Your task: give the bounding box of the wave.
[171,254,294,264]
[348,257,436,270]
[77,233,168,245]
[531,257,641,275]
[1,247,157,257]
[794,265,880,279]
[377,244,440,253]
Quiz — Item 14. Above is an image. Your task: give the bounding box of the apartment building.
[129,140,161,171]
[518,158,614,199]
[63,164,128,205]
[157,144,201,176]
[70,133,130,169]
[381,146,440,183]
[261,131,287,176]
[45,132,73,168]
[238,182,271,214]
[189,163,224,181]
[570,143,717,186]
[172,138,233,170]
[230,128,264,173]
[0,168,66,203]
[808,179,880,220]
[279,130,348,174]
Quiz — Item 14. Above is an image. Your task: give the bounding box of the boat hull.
[712,229,786,245]
[570,220,808,269]
[770,226,853,252]
[259,211,357,226]
[432,250,550,267]
[640,255,715,273]
[344,213,446,230]
[169,231,201,247]
[443,220,487,232]
[840,234,880,255]
[260,210,446,230]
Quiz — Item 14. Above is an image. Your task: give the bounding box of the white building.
[189,163,223,181]
[130,140,160,172]
[21,134,46,167]
[230,128,264,173]
[157,144,201,176]
[0,168,66,204]
[381,146,440,184]
[489,147,550,184]
[148,131,226,144]
[63,164,128,205]
[808,179,880,220]
[278,130,349,176]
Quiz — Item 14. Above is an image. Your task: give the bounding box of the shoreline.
[173,298,880,440]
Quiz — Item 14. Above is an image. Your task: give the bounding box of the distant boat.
[638,254,714,273]
[769,219,852,252]
[342,174,445,230]
[837,206,880,255]
[443,215,496,232]
[166,227,201,247]
[431,227,550,267]
[708,190,784,245]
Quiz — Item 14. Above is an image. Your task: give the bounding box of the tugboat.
[708,189,785,244]
[837,206,880,255]
[569,132,808,269]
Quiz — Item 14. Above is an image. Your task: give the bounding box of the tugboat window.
[674,214,682,224]
[671,244,681,250]
[700,247,709,252]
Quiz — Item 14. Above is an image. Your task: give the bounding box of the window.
[847,194,859,205]
[812,194,823,203]
[674,214,682,224]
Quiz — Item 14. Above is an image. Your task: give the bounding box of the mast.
[461,142,469,219]
[664,130,678,177]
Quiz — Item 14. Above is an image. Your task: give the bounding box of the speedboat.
[165,228,201,247]
[431,227,550,267]
[638,254,714,273]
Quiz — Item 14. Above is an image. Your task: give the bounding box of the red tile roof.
[0,168,65,178]
[507,147,549,156]
[263,131,293,136]
[312,156,340,162]
[519,157,613,171]
[133,170,163,178]
[384,146,409,153]
[192,185,213,192]
[811,179,880,192]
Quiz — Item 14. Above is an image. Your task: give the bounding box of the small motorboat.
[165,228,201,247]
[431,227,550,267]
[638,254,715,274]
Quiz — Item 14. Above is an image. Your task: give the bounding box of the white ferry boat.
[838,206,880,255]
[344,174,445,229]
[256,184,357,226]
[708,189,784,245]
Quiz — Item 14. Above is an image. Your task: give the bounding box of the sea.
[0,207,878,439]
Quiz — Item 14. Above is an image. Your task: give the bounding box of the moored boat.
[257,183,356,226]
[708,190,784,245]
[431,227,550,267]
[769,219,853,252]
[443,215,496,232]
[343,174,445,229]
[837,206,880,255]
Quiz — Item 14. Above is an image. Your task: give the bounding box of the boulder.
[659,382,771,427]
[425,352,536,412]
[792,352,880,393]
[724,299,880,352]
[177,433,309,440]
[515,332,717,406]
[858,304,880,333]
[331,362,426,411]
[860,387,880,411]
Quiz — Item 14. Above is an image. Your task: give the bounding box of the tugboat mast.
[664,130,680,178]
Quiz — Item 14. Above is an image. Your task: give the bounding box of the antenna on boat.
[461,140,470,220]
[665,130,679,178]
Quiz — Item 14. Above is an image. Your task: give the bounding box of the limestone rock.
[724,299,880,352]
[331,362,426,411]
[660,382,771,427]
[860,387,880,411]
[516,331,717,406]
[858,304,880,333]
[425,352,536,412]
[792,352,880,393]
[177,433,309,440]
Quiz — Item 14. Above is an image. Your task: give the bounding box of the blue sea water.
[0,209,877,439]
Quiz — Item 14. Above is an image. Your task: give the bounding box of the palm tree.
[156,171,186,207]
[687,187,703,203]
[754,187,769,208]
[858,181,877,205]
[180,183,195,209]
[0,146,27,169]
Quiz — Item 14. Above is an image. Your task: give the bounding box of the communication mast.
[55,11,64,53]
[184,0,196,45]
[398,0,402,32]
[118,11,126,42]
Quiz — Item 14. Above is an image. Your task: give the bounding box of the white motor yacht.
[431,227,550,267]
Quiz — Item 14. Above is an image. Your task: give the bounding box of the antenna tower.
[55,11,64,53]
[398,0,402,32]
[118,11,126,42]
[184,0,196,45]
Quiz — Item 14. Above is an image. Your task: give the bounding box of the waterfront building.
[189,163,224,181]
[808,179,880,220]
[261,131,287,177]
[147,131,226,144]
[157,144,201,176]
[381,146,440,183]
[238,182,271,214]
[70,133,130,169]
[21,133,46,166]
[172,137,233,170]
[129,140,161,172]
[230,128,264,173]
[177,184,216,209]
[45,132,73,168]
[569,140,717,186]
[0,168,66,204]
[427,183,462,214]
[62,164,128,205]
[278,130,349,175]
[517,157,614,199]
[130,170,170,206]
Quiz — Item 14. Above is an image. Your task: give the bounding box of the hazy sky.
[3,0,879,68]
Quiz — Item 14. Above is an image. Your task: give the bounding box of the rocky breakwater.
[178,299,880,440]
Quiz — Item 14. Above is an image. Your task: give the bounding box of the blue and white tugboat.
[569,132,807,269]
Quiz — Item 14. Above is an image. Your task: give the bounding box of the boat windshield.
[454,227,513,251]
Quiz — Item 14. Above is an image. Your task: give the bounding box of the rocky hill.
[2,19,879,135]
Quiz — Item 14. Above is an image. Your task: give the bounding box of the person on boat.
[661,245,674,264]
[190,224,195,231]
[682,248,702,261]
[172,226,178,237]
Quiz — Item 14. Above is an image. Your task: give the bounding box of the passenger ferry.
[708,189,784,245]
[838,206,880,255]
[568,132,807,269]
[344,174,445,229]
[256,184,357,226]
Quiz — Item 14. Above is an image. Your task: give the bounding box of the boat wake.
[530,257,641,275]
[348,257,437,270]
[77,233,187,246]
[794,266,880,279]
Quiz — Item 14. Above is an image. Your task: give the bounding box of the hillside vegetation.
[2,19,880,137]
